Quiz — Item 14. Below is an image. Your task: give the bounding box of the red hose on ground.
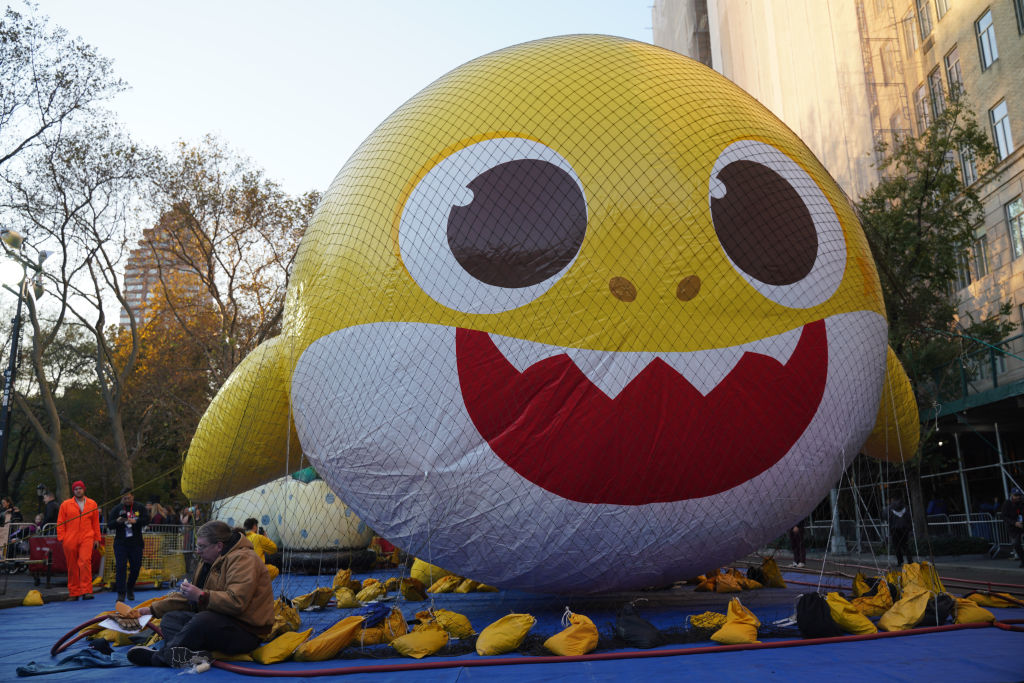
[51,615,164,656]
[210,620,1021,678]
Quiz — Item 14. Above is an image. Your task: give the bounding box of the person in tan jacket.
[128,520,274,667]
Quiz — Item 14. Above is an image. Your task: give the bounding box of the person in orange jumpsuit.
[57,480,103,600]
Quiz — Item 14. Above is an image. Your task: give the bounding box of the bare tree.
[147,135,319,389]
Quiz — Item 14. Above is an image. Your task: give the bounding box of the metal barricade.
[1,522,38,568]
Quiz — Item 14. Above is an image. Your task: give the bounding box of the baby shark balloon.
[184,35,918,592]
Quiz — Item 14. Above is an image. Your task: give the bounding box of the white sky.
[39,1,653,196]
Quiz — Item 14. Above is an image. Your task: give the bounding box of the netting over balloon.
[182,35,917,594]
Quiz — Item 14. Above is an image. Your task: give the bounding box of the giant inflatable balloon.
[183,35,918,592]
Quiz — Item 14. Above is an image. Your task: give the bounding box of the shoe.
[82,593,94,600]
[117,593,126,602]
[127,591,135,600]
[787,562,798,568]
[127,646,159,667]
[796,563,805,568]
[163,646,211,668]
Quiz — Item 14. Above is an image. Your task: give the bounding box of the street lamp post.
[0,228,48,498]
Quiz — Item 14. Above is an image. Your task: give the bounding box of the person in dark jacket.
[42,491,59,531]
[788,518,807,568]
[887,495,913,566]
[108,487,150,601]
[1002,488,1024,568]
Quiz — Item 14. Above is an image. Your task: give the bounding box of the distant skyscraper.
[120,213,206,328]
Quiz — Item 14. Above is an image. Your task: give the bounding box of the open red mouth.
[456,321,827,505]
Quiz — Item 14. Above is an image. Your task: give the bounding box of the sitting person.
[243,517,279,580]
[127,520,274,667]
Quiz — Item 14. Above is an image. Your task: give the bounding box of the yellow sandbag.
[361,577,380,590]
[384,577,401,593]
[381,606,409,644]
[250,628,313,665]
[760,557,787,588]
[688,611,727,631]
[293,616,364,662]
[715,570,742,593]
[710,598,761,644]
[410,558,452,586]
[826,592,878,634]
[965,592,1022,608]
[901,562,945,595]
[476,613,536,655]
[355,582,386,602]
[454,578,479,593]
[434,609,475,639]
[476,583,500,592]
[22,590,43,606]
[269,598,301,639]
[954,597,995,624]
[878,588,930,632]
[211,651,254,662]
[400,577,427,601]
[544,610,598,656]
[428,575,462,594]
[391,629,449,659]
[851,580,893,617]
[694,574,715,592]
[852,572,870,598]
[412,616,446,633]
[292,587,334,610]
[356,624,385,646]
[334,587,360,608]
[331,568,352,592]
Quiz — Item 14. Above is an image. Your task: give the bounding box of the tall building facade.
[653,0,1024,522]
[120,215,206,328]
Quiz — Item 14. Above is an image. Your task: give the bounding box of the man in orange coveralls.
[57,480,103,600]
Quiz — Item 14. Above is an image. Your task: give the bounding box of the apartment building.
[653,0,1024,522]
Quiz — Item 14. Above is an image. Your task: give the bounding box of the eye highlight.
[400,138,587,314]
[708,140,846,309]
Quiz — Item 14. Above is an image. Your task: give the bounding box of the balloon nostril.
[677,275,701,301]
[609,277,637,302]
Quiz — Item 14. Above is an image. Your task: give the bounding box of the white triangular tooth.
[742,327,801,365]
[566,349,657,398]
[491,334,561,373]
[662,347,744,395]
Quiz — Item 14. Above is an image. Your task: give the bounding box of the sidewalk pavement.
[0,570,116,609]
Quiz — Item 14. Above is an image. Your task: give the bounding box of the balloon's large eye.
[400,138,587,314]
[709,140,845,309]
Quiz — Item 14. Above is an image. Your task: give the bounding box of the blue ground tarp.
[2,569,1022,682]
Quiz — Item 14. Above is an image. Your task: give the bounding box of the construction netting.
[177,33,922,600]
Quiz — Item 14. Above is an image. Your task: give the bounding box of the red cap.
[71,480,85,492]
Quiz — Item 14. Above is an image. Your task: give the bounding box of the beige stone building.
[653,0,1024,528]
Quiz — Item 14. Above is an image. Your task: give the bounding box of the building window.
[975,9,998,70]
[1008,197,1024,259]
[945,45,962,94]
[972,234,989,279]
[1015,0,1024,35]
[959,145,978,185]
[954,250,972,290]
[917,0,934,38]
[914,84,930,133]
[936,0,951,20]
[902,11,919,56]
[928,68,945,117]
[990,100,1014,160]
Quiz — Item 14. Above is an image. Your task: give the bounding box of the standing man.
[887,495,913,567]
[42,490,59,531]
[57,480,103,601]
[243,517,279,580]
[109,487,150,601]
[1002,488,1024,568]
